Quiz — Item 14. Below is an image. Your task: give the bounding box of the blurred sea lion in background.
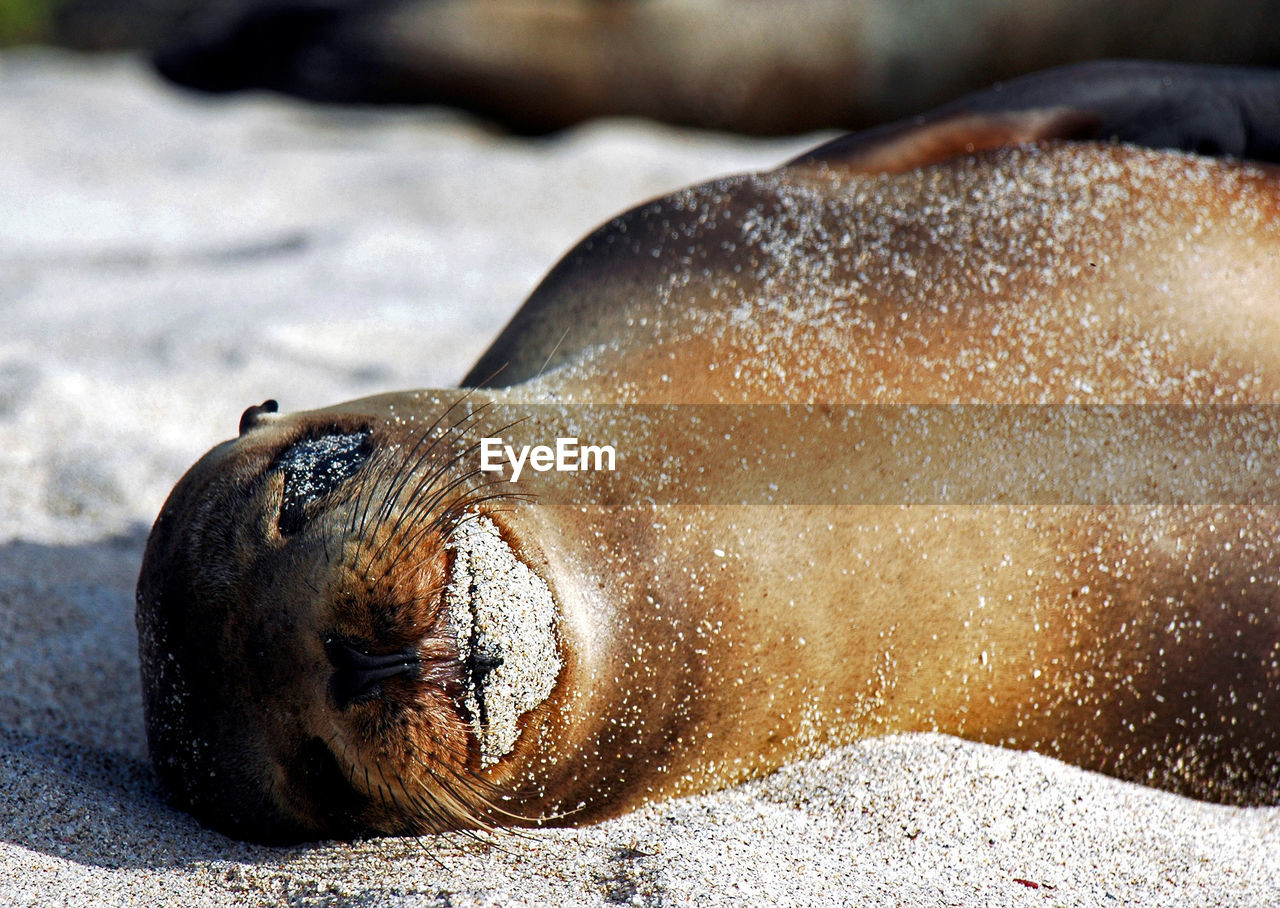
[136,62,1280,843]
[48,0,1280,134]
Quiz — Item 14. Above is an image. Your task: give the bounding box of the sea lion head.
[136,395,562,842]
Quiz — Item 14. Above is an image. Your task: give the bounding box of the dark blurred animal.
[60,0,1280,133]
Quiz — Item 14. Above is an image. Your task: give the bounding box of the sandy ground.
[1,49,1278,906]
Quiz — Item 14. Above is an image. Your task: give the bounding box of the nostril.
[324,636,420,709]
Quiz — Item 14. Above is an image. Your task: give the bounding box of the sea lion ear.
[791,60,1280,173]
[238,399,279,436]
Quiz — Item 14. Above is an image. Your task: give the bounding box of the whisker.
[370,404,494,556]
[535,328,571,380]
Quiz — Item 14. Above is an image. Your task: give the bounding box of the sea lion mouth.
[324,636,421,709]
[444,514,562,768]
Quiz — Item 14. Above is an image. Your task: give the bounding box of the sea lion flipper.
[792,60,1280,173]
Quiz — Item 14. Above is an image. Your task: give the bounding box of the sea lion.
[138,62,1280,843]
[138,0,1280,134]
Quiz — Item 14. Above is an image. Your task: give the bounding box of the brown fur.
[138,138,1280,843]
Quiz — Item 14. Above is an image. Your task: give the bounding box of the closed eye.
[271,430,373,535]
[324,635,421,709]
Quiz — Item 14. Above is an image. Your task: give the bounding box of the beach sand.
[1,50,1276,906]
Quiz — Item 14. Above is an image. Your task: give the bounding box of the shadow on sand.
[0,532,300,868]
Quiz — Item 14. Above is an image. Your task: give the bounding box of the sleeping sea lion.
[137,62,1280,842]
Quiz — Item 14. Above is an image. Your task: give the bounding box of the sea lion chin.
[138,63,1280,843]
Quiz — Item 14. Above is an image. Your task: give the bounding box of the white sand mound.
[445,514,562,766]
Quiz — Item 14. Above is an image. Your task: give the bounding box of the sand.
[0,48,1277,906]
[445,514,561,766]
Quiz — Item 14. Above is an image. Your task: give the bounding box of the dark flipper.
[794,61,1280,171]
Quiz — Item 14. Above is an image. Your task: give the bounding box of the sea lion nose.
[324,637,420,709]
